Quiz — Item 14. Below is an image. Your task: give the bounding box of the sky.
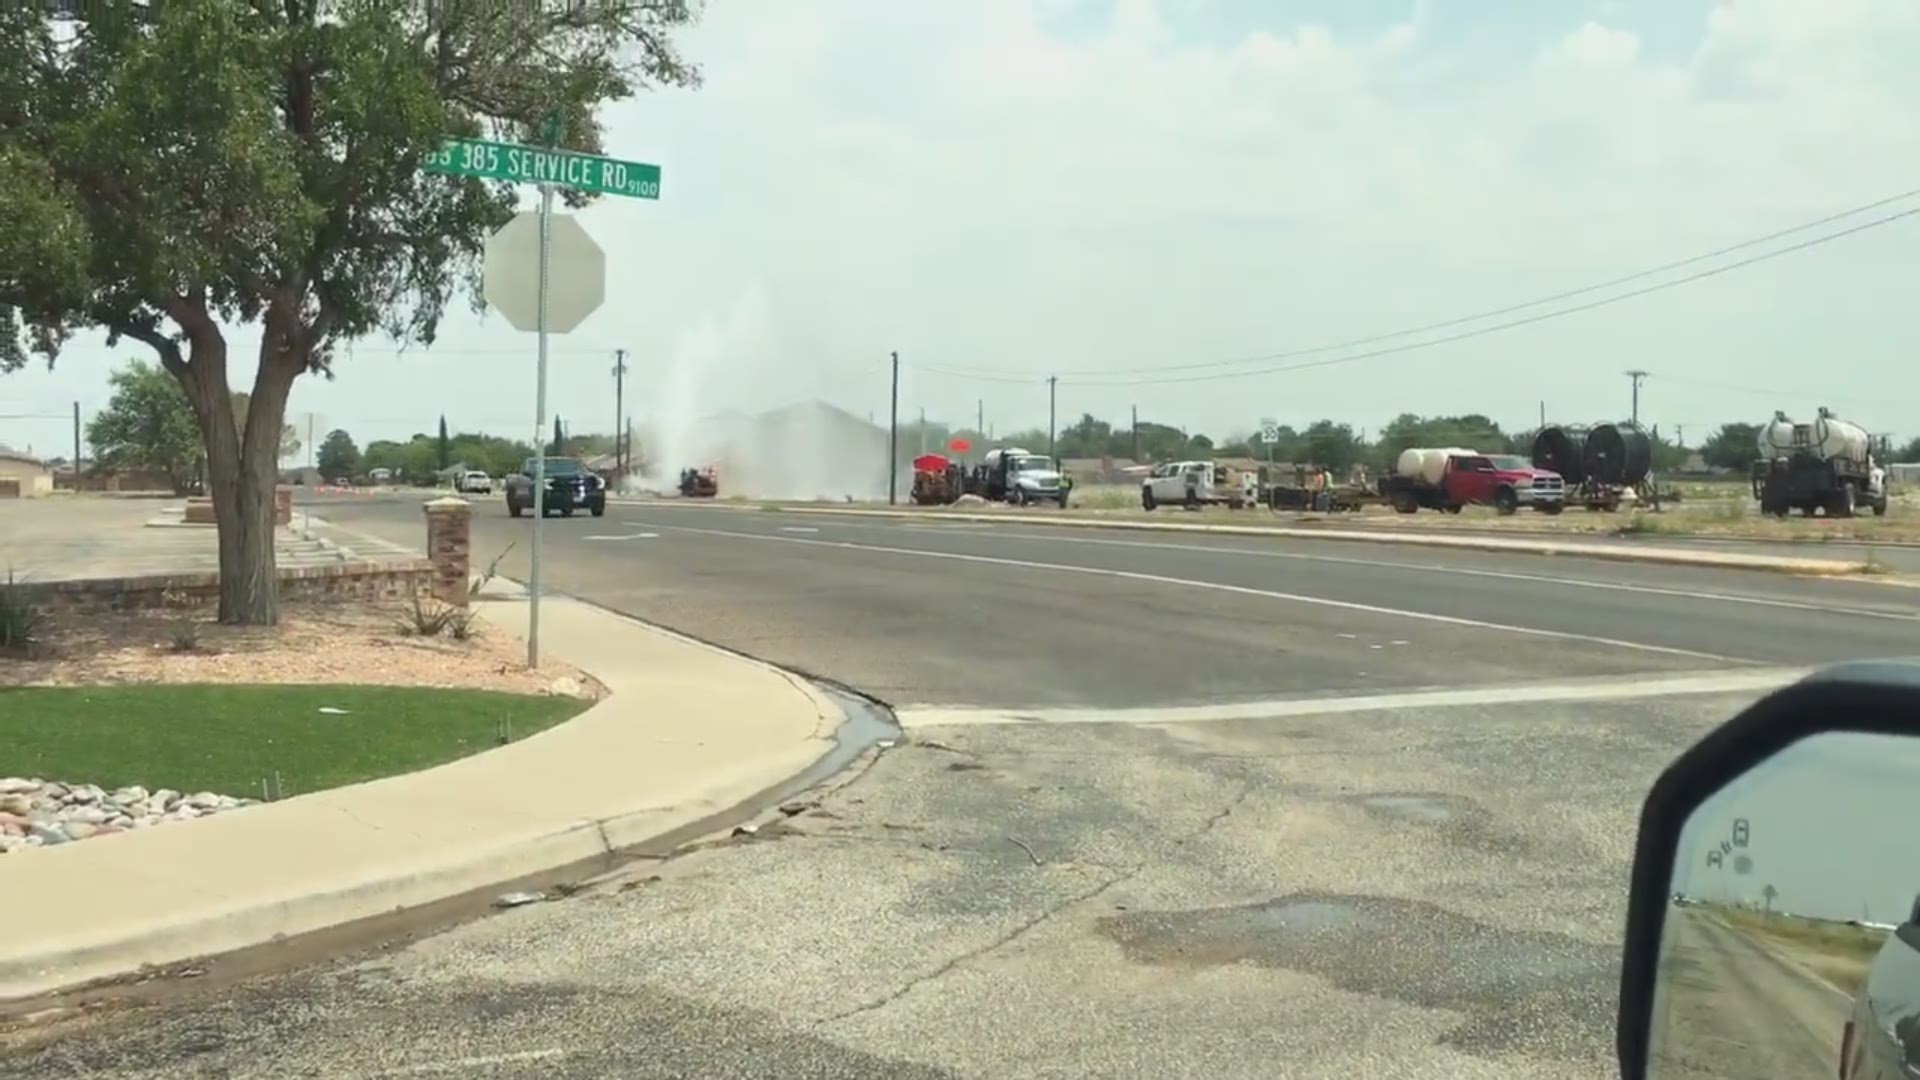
[3,0,1919,461]
[1675,731,1920,925]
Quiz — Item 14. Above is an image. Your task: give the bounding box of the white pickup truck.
[1140,460,1257,510]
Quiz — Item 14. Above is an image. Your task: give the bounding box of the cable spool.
[1531,426,1585,485]
[1583,422,1653,487]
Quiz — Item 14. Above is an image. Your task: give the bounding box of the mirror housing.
[1618,660,1920,1079]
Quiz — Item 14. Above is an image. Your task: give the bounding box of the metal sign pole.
[528,183,554,668]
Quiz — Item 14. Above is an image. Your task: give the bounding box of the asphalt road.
[9,494,1916,1078]
[306,495,1915,708]
[1648,907,1854,1079]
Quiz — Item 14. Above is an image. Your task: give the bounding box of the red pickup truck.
[1380,453,1566,515]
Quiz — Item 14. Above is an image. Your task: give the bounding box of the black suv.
[504,457,606,518]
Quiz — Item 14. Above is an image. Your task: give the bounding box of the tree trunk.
[166,325,304,625]
[225,340,304,624]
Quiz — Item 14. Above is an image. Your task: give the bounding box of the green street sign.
[423,137,661,200]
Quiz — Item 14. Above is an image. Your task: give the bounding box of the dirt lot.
[1,599,601,699]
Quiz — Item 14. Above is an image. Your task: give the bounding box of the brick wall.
[35,559,434,614]
[423,498,472,608]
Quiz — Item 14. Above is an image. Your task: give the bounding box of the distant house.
[0,450,53,498]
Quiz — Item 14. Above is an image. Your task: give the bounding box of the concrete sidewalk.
[0,496,364,583]
[0,581,840,1001]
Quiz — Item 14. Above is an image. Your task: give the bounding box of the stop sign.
[948,437,973,454]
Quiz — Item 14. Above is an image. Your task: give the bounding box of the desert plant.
[168,620,203,653]
[0,569,48,649]
[400,593,458,637]
[447,608,479,641]
[468,541,517,599]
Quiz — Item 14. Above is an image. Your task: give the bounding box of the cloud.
[22,0,1918,450]
[578,0,1920,436]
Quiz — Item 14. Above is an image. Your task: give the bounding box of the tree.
[1302,419,1363,471]
[316,428,359,480]
[0,2,700,623]
[436,414,450,470]
[85,360,201,493]
[1896,435,1920,463]
[551,415,566,455]
[1375,414,1509,468]
[230,392,300,461]
[1700,423,1762,471]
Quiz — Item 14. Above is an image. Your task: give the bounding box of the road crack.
[813,781,1255,1027]
[814,864,1128,1028]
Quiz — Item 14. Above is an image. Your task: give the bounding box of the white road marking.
[868,524,1920,623]
[363,1048,570,1076]
[895,667,1809,728]
[584,532,658,540]
[633,521,1748,664]
[291,513,416,555]
[779,526,821,533]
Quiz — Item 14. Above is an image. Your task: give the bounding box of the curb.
[674,504,1878,577]
[0,593,847,1004]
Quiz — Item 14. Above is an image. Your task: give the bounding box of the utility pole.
[976,399,984,438]
[1625,370,1649,426]
[919,406,926,455]
[1539,401,1546,429]
[612,348,628,475]
[71,402,80,479]
[1047,376,1058,460]
[306,412,315,470]
[888,351,900,505]
[1131,404,1139,462]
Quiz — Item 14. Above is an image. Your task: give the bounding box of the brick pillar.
[423,497,472,607]
[274,486,294,526]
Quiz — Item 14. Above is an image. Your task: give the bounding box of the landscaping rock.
[547,675,585,698]
[30,821,70,845]
[0,778,251,854]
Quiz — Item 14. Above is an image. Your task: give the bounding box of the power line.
[918,185,1920,383]
[49,341,624,358]
[1654,373,1884,412]
[1061,206,1920,388]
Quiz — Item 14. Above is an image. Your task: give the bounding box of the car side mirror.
[1617,662,1920,1079]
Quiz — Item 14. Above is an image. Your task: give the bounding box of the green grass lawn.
[0,684,590,798]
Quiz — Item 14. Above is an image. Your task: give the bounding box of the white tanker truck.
[1750,408,1888,518]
